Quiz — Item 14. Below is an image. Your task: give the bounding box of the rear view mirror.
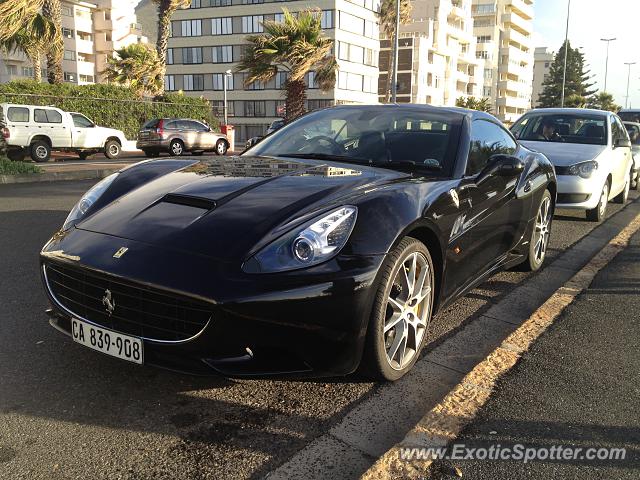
[477,155,525,184]
[615,138,631,148]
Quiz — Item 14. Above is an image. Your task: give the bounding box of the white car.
[511,108,633,221]
[1,103,128,162]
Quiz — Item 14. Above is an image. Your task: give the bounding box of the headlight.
[567,161,598,179]
[62,173,119,230]
[243,206,358,273]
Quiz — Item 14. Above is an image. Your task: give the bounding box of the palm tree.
[42,0,63,84]
[0,1,43,42]
[237,9,337,122]
[0,13,59,82]
[379,0,412,103]
[152,0,191,83]
[105,43,164,97]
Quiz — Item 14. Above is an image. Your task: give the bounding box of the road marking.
[361,212,640,480]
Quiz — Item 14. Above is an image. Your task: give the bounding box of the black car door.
[443,119,528,299]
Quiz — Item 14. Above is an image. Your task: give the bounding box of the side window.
[190,121,209,132]
[72,114,93,128]
[46,109,63,123]
[467,120,518,176]
[34,109,48,123]
[614,117,629,142]
[35,109,63,124]
[164,120,179,130]
[7,107,29,122]
[610,116,622,143]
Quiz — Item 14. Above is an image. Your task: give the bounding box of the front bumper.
[41,228,384,377]
[555,174,604,210]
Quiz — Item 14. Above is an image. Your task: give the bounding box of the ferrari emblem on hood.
[113,247,128,259]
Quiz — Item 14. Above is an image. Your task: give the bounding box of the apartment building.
[472,0,534,123]
[0,0,147,85]
[378,0,485,106]
[165,0,380,144]
[532,46,553,107]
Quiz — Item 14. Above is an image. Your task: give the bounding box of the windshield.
[511,113,608,146]
[619,111,640,123]
[246,106,461,173]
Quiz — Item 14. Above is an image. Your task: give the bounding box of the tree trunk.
[285,79,306,123]
[385,31,394,104]
[32,53,42,82]
[156,0,172,90]
[43,0,63,84]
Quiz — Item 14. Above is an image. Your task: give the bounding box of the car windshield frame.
[243,106,463,176]
[511,113,609,146]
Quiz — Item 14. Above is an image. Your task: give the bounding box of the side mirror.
[477,154,525,184]
[615,138,631,148]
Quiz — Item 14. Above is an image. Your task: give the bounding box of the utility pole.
[561,0,571,107]
[391,0,401,103]
[624,62,636,109]
[600,38,616,92]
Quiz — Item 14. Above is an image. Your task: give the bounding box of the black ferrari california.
[41,105,556,381]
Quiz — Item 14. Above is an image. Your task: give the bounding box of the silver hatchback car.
[136,118,230,157]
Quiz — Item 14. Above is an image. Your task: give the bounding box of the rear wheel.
[30,140,51,163]
[104,140,121,159]
[215,139,228,156]
[169,139,184,156]
[586,182,608,222]
[362,237,435,381]
[522,189,552,272]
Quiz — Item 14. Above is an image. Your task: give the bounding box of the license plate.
[71,318,143,364]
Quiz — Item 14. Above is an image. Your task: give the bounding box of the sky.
[533,0,640,108]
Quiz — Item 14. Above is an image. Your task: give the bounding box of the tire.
[104,140,121,159]
[30,140,51,163]
[142,149,159,158]
[7,149,25,162]
[632,171,639,191]
[361,237,435,381]
[613,173,631,204]
[169,139,184,156]
[78,151,91,160]
[521,189,552,272]
[586,182,609,222]
[215,139,228,156]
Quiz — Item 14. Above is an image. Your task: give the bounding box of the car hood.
[77,156,410,260]
[519,141,607,167]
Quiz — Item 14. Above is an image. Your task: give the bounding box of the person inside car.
[537,120,564,142]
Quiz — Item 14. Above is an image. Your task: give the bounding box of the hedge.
[0,157,42,174]
[0,81,219,140]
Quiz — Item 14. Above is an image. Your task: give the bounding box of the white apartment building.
[472,0,534,123]
[378,0,485,106]
[165,0,381,144]
[0,0,147,85]
[532,46,553,107]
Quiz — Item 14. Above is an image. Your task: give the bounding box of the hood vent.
[162,193,217,211]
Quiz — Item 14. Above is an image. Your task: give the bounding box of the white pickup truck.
[1,103,128,162]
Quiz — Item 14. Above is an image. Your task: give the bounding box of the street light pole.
[624,62,636,109]
[390,0,401,103]
[560,0,571,107]
[223,69,231,126]
[600,38,616,92]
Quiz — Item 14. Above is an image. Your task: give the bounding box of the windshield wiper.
[276,153,372,164]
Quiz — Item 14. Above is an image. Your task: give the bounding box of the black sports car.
[41,105,556,381]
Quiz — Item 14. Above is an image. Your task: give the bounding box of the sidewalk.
[430,232,640,479]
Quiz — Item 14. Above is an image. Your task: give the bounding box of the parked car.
[41,105,556,381]
[136,118,229,157]
[511,108,633,221]
[617,109,640,124]
[1,103,127,162]
[622,121,640,189]
[244,119,285,151]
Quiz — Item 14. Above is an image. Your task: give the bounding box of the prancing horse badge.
[113,247,129,259]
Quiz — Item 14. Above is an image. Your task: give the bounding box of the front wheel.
[30,140,51,163]
[361,237,435,381]
[169,139,184,156]
[586,182,608,222]
[215,139,228,156]
[613,173,630,204]
[104,140,121,159]
[522,189,552,272]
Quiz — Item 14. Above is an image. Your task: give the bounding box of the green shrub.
[0,157,42,175]
[0,81,219,140]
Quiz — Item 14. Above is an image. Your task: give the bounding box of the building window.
[190,0,201,7]
[483,86,492,96]
[80,74,94,83]
[211,0,232,5]
[307,99,333,111]
[64,72,77,83]
[62,28,74,38]
[476,51,491,60]
[212,73,233,90]
[212,45,233,63]
[77,31,92,41]
[338,71,363,91]
[484,68,493,79]
[182,47,203,64]
[476,35,491,43]
[242,15,264,33]
[181,19,202,37]
[165,75,175,91]
[306,71,317,89]
[211,17,232,35]
[167,49,174,65]
[339,11,364,35]
[183,74,204,91]
[64,50,76,61]
[275,71,289,89]
[21,66,32,77]
[321,10,334,29]
[211,100,234,117]
[244,101,266,117]
[242,0,264,3]
[62,5,72,16]
[274,12,284,23]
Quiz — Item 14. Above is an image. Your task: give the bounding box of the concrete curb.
[360,212,640,480]
[0,168,121,185]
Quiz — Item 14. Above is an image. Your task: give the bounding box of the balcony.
[503,27,532,50]
[508,0,534,21]
[76,39,94,54]
[501,13,532,36]
[500,46,532,65]
[496,95,530,110]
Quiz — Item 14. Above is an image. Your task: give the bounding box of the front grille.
[44,262,213,342]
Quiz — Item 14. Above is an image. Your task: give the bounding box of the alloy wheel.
[108,144,120,157]
[533,196,552,264]
[171,142,183,155]
[383,252,431,371]
[599,184,608,217]
[36,146,48,159]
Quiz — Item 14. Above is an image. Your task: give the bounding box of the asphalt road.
[432,232,640,479]
[0,180,638,480]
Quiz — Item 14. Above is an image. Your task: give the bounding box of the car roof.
[525,107,611,117]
